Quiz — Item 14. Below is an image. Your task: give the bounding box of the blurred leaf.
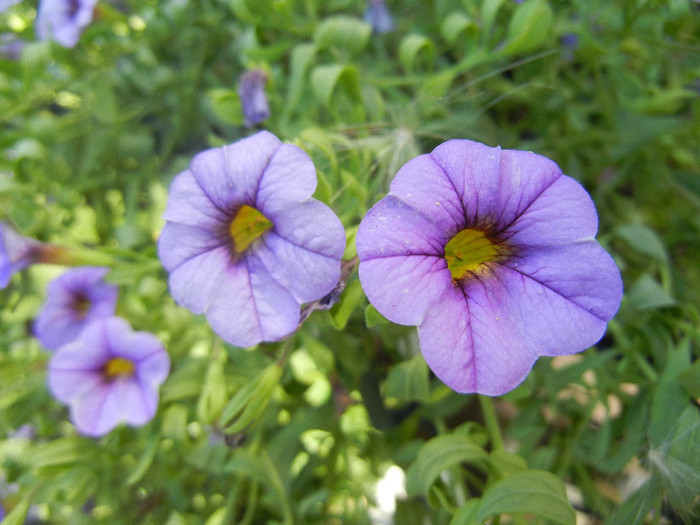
[399,34,435,73]
[627,275,676,310]
[441,12,478,46]
[680,358,700,398]
[285,44,317,117]
[1,496,32,525]
[384,353,430,403]
[126,433,160,485]
[206,88,243,126]
[365,303,388,328]
[479,0,505,39]
[615,223,668,263]
[329,278,364,330]
[219,362,282,434]
[28,437,93,469]
[476,470,575,525]
[314,16,372,56]
[501,0,553,55]
[405,433,491,497]
[310,64,361,107]
[649,338,691,447]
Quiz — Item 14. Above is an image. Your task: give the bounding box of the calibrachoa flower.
[365,0,394,35]
[357,139,622,396]
[158,131,346,347]
[239,69,270,127]
[0,222,41,288]
[48,316,170,437]
[36,0,98,49]
[33,266,118,351]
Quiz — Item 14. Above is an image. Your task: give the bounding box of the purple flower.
[365,0,394,35]
[0,0,21,12]
[48,316,170,437]
[239,70,270,127]
[357,139,622,396]
[158,131,346,347]
[36,0,98,49]
[33,266,119,351]
[0,222,41,288]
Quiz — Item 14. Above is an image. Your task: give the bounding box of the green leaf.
[28,437,93,469]
[314,16,372,55]
[219,363,282,434]
[365,304,388,328]
[405,433,491,497]
[476,470,575,525]
[615,223,668,263]
[399,34,435,73]
[450,500,481,525]
[1,496,32,525]
[126,434,160,486]
[329,279,364,330]
[384,353,430,403]
[285,44,317,117]
[501,0,553,56]
[649,338,691,447]
[680,358,700,398]
[479,0,505,39]
[206,88,243,126]
[441,12,478,45]
[310,64,361,107]
[627,274,676,311]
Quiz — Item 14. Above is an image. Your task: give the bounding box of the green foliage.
[1,0,700,523]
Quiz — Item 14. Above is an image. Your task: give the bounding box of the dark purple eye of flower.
[443,228,511,282]
[67,0,80,17]
[229,204,273,254]
[69,292,92,318]
[102,356,136,381]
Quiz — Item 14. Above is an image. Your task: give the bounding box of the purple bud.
[365,0,394,35]
[238,70,270,127]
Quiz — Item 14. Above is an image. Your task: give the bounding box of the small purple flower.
[0,0,21,12]
[48,316,170,437]
[365,0,394,35]
[0,222,42,288]
[239,70,270,127]
[36,0,98,49]
[357,139,622,396]
[158,131,346,347]
[33,266,119,351]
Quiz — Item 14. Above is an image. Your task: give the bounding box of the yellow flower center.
[103,357,136,380]
[444,228,505,281]
[229,205,273,254]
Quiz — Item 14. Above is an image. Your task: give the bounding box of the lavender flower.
[36,0,98,49]
[33,266,119,351]
[0,222,41,288]
[239,70,270,127]
[364,0,394,35]
[357,139,622,396]
[48,316,170,437]
[158,131,346,347]
[0,0,21,12]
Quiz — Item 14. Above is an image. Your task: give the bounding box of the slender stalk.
[478,395,504,452]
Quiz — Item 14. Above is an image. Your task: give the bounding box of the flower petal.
[48,367,104,404]
[501,242,623,327]
[356,195,448,261]
[430,140,562,229]
[255,143,319,213]
[418,284,540,395]
[167,245,230,314]
[162,170,228,228]
[503,175,599,246]
[360,254,451,326]
[255,231,341,303]
[264,199,346,259]
[388,153,467,235]
[157,221,227,273]
[191,131,281,211]
[205,254,300,347]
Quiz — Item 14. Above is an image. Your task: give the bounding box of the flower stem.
[478,395,504,452]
